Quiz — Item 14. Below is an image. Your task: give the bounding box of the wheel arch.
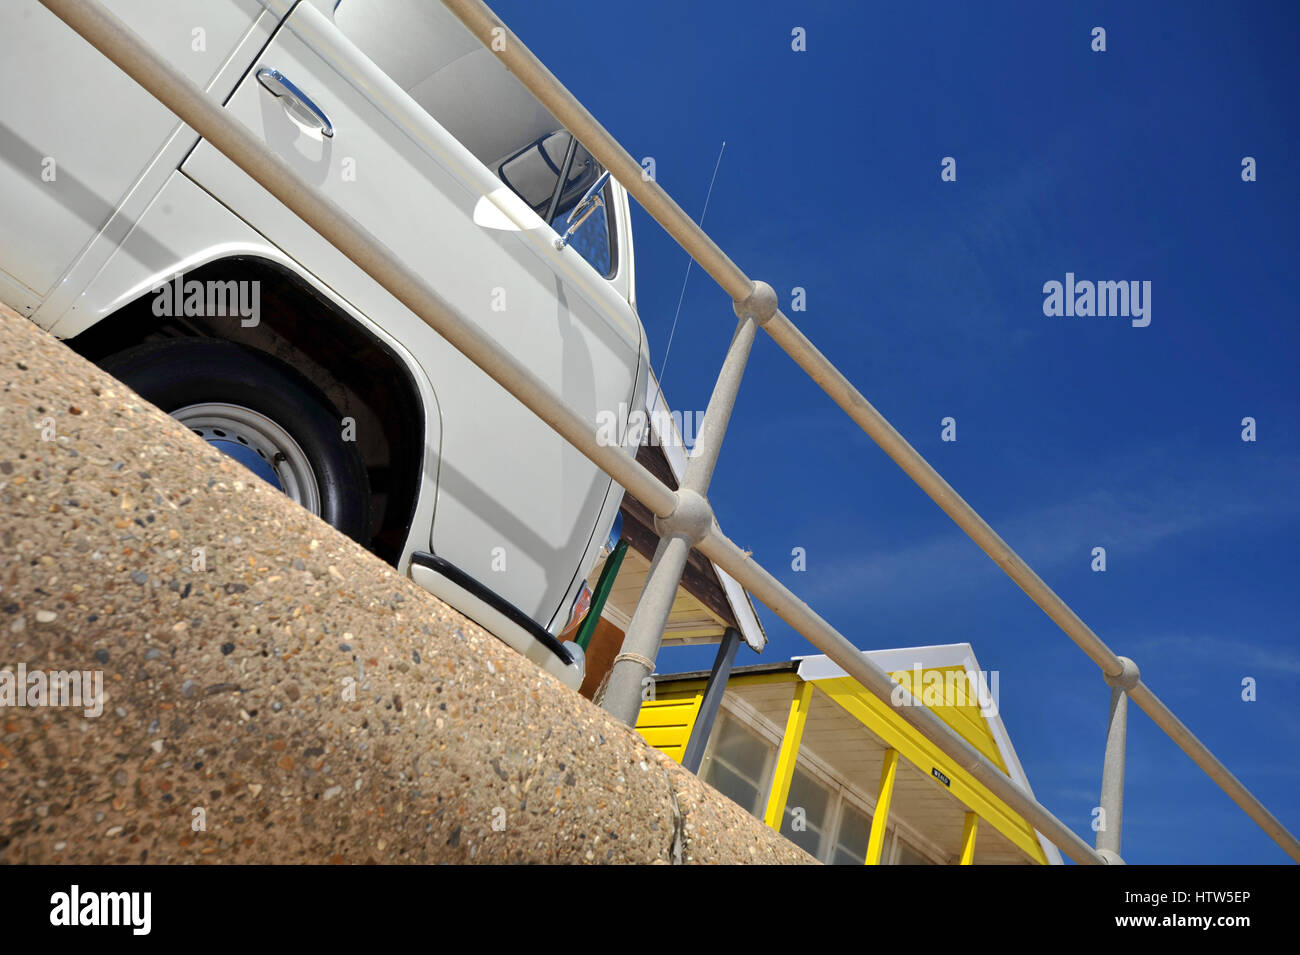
[68,255,431,566]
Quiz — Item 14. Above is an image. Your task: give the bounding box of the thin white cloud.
[798,447,1300,607]
[1125,633,1300,677]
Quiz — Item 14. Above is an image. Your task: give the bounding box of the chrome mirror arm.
[543,134,580,225]
[554,170,611,250]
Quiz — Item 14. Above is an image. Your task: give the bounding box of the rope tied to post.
[613,651,656,672]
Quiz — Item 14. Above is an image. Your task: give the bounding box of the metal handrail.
[33,0,1298,864]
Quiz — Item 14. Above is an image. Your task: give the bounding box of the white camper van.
[0,0,651,689]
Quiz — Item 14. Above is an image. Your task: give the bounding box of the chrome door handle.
[256,68,334,138]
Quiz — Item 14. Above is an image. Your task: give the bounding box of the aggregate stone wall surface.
[0,305,813,864]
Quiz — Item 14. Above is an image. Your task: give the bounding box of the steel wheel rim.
[172,402,321,515]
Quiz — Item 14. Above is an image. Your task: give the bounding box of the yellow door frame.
[865,748,900,865]
[763,680,815,830]
[959,812,979,865]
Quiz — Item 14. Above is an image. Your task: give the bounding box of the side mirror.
[553,170,611,250]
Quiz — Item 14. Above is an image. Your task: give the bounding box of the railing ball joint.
[1096,849,1126,865]
[1104,656,1140,691]
[733,280,778,326]
[653,487,714,544]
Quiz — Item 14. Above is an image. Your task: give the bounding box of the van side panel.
[0,0,265,308]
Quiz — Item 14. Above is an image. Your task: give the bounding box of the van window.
[495,131,613,277]
[560,188,613,279]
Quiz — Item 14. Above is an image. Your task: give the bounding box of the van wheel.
[101,339,372,544]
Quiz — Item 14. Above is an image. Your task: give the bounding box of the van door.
[179,1,641,626]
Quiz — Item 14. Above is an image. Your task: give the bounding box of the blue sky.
[492,0,1300,863]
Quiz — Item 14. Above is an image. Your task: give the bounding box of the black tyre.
[101,339,371,544]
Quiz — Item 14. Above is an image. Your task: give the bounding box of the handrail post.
[602,284,775,725]
[1097,657,1139,863]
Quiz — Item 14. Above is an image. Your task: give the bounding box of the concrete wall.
[0,305,812,865]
